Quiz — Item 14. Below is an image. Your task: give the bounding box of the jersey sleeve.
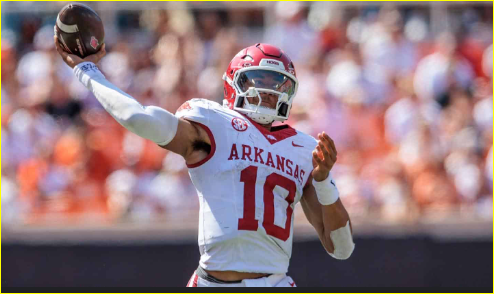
[175,98,214,125]
[300,133,318,155]
[175,98,220,169]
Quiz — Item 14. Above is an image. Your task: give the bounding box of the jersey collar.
[242,114,297,145]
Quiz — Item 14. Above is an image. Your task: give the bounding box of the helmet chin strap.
[245,107,276,125]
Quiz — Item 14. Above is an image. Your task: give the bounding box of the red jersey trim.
[186,122,216,169]
[242,114,297,145]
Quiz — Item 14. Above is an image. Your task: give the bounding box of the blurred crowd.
[2,2,492,225]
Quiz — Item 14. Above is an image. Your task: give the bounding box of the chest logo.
[232,117,248,132]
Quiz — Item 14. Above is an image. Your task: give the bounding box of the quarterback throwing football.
[55,36,354,287]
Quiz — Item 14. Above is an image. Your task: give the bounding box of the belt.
[196,266,271,284]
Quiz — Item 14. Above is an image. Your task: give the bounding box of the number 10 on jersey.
[238,166,296,241]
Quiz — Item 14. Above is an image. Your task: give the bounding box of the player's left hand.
[312,132,337,182]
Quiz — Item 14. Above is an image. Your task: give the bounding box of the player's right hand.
[54,34,106,68]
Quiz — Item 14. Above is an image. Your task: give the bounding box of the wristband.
[312,173,339,205]
[73,62,105,87]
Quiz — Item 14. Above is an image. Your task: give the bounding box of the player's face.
[237,70,296,110]
[247,93,278,109]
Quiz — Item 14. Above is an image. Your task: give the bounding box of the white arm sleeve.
[327,221,355,260]
[74,62,178,146]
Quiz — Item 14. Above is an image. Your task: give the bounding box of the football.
[55,3,104,58]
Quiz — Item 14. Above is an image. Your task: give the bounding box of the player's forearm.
[319,201,354,260]
[302,196,349,254]
[74,62,178,145]
[311,175,355,260]
[321,200,352,233]
[312,173,350,231]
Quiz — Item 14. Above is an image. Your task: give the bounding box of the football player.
[55,37,354,287]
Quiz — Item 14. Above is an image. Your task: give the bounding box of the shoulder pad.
[175,98,222,124]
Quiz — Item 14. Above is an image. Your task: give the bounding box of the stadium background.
[1,1,492,288]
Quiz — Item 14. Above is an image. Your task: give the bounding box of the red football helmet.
[223,43,298,124]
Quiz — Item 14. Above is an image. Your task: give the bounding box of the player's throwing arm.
[53,36,209,164]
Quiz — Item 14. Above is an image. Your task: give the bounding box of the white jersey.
[176,99,317,274]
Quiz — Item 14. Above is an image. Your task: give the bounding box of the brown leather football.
[55,3,104,58]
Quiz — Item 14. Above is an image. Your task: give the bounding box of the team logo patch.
[90,36,99,50]
[232,117,248,132]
